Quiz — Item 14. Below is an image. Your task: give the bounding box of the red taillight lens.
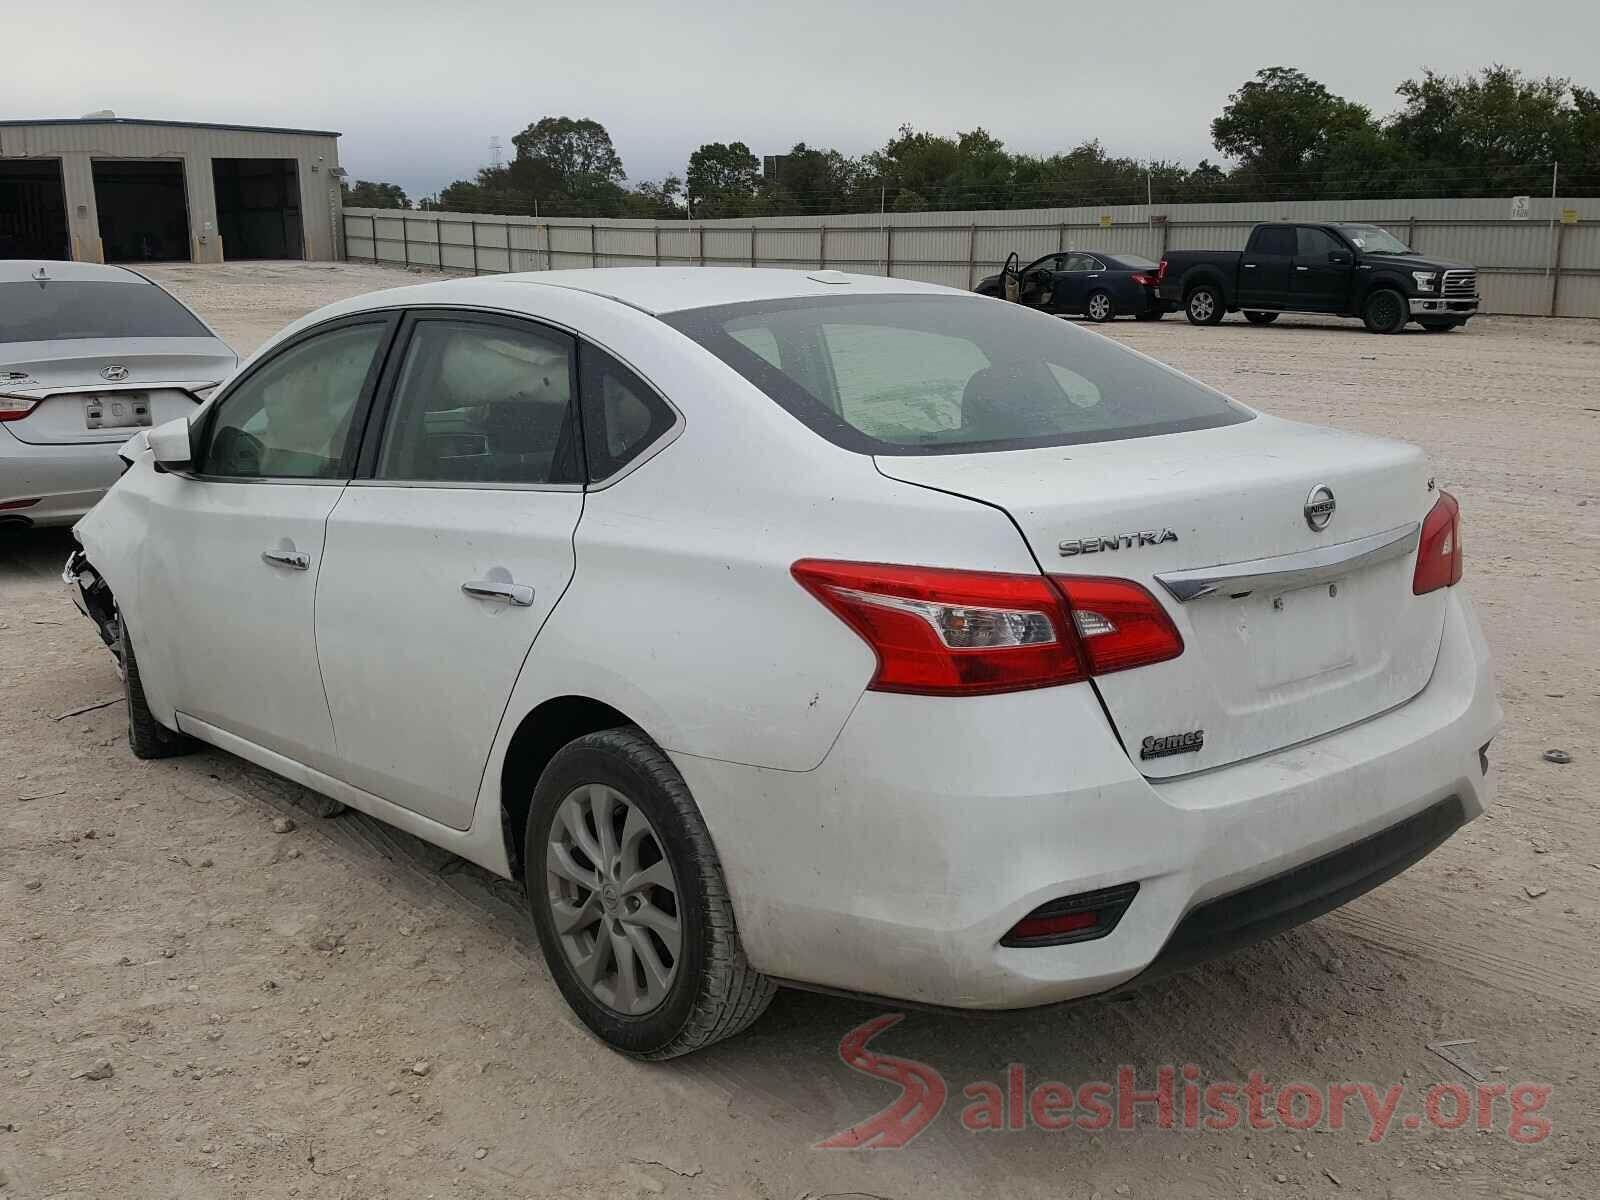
[792,560,1183,696]
[791,560,1085,695]
[1130,273,1157,286]
[1156,259,1168,283]
[1051,576,1185,675]
[1412,490,1463,594]
[0,395,40,422]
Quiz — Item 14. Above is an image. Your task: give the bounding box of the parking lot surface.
[3,262,1596,1198]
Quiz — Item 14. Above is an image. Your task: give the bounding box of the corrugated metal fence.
[343,195,1600,318]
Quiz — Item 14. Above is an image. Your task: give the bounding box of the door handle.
[1243,263,1257,268]
[261,549,310,571]
[461,579,535,607]
[1296,265,1310,271]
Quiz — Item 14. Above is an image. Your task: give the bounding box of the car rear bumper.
[1410,296,1479,318]
[0,426,123,527]
[675,588,1500,1009]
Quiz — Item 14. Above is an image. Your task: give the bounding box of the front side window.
[1297,227,1343,258]
[663,295,1251,455]
[0,280,210,343]
[377,318,580,486]
[197,322,385,479]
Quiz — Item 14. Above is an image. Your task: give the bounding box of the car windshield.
[1339,225,1412,255]
[1109,254,1159,269]
[0,281,211,343]
[662,294,1252,455]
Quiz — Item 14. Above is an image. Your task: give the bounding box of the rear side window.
[579,347,677,480]
[1249,226,1296,256]
[662,295,1251,455]
[375,317,582,486]
[0,280,210,342]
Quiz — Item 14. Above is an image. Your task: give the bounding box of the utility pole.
[879,185,887,275]
[1545,161,1559,278]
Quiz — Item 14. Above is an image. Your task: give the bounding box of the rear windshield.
[0,280,210,343]
[1109,254,1159,269]
[661,295,1251,455]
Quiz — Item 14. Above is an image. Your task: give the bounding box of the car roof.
[313,267,964,321]
[0,260,152,284]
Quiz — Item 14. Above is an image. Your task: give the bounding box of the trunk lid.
[876,415,1447,776]
[1,337,234,445]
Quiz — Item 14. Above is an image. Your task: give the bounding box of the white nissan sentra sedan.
[67,268,1501,1058]
[1,260,236,529]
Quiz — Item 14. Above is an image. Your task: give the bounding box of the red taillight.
[1130,272,1157,286]
[1412,490,1463,594]
[1156,259,1168,283]
[1051,576,1185,675]
[791,560,1183,697]
[0,497,41,510]
[0,395,40,422]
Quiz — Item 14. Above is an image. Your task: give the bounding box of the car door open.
[313,312,589,830]
[135,316,394,770]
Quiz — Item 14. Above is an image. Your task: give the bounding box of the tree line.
[342,66,1600,218]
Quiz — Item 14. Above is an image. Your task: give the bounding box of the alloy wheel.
[545,783,682,1016]
[1189,291,1215,322]
[1088,294,1111,320]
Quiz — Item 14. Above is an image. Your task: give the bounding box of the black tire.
[119,622,195,760]
[1185,284,1224,326]
[1134,310,1165,322]
[1084,289,1116,322]
[1244,311,1279,326]
[1420,320,1458,333]
[1362,288,1408,334]
[525,727,775,1059]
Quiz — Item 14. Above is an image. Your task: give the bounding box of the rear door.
[137,316,394,771]
[1052,253,1105,313]
[1292,226,1355,311]
[312,311,589,830]
[1238,225,1295,307]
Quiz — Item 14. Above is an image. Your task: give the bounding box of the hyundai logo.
[100,364,130,382]
[1304,484,1336,532]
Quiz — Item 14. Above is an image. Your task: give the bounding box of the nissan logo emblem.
[101,364,130,382]
[1304,484,1336,532]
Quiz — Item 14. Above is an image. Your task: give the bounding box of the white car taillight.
[791,560,1184,697]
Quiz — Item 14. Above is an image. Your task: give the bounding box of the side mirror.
[1329,250,1353,265]
[147,417,194,473]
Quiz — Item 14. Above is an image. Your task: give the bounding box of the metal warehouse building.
[0,116,344,264]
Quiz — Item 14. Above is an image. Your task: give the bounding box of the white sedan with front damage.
[66,267,1502,1058]
[1,260,236,529]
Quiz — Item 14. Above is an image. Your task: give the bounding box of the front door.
[138,316,394,770]
[314,312,586,829]
[1292,226,1356,311]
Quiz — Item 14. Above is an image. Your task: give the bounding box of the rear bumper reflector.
[1001,882,1140,948]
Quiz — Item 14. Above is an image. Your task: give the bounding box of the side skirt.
[174,713,514,879]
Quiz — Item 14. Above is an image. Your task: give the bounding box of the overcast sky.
[5,0,1597,202]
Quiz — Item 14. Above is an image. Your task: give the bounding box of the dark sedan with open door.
[974,251,1174,322]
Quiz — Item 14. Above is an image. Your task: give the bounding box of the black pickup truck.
[1156,222,1480,333]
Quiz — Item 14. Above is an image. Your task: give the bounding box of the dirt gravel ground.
[3,262,1597,1199]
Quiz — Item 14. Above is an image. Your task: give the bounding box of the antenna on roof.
[32,266,50,281]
